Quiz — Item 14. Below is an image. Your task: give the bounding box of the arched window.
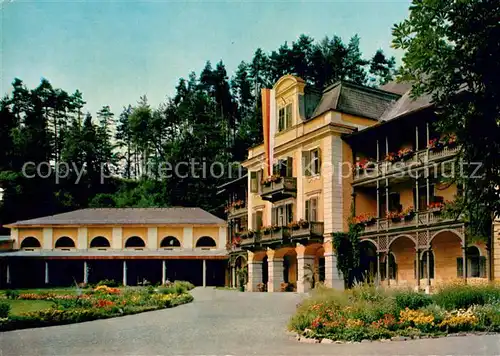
[90,236,111,248]
[196,236,217,248]
[55,236,75,248]
[160,236,181,248]
[125,236,146,248]
[20,236,41,249]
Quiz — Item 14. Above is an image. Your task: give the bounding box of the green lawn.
[5,299,55,316]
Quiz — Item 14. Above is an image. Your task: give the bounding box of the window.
[273,157,293,177]
[305,197,318,222]
[380,192,401,217]
[413,184,435,210]
[278,104,292,132]
[250,171,258,193]
[272,203,293,226]
[303,148,321,176]
[414,251,435,279]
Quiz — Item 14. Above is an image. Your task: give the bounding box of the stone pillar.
[147,227,158,250]
[83,261,89,285]
[202,259,207,287]
[268,258,284,292]
[324,253,344,290]
[77,227,88,250]
[42,228,53,250]
[183,227,193,249]
[231,266,236,288]
[386,252,390,287]
[247,261,262,291]
[297,256,315,293]
[122,260,127,286]
[376,252,381,286]
[44,261,49,285]
[112,227,123,250]
[6,263,11,285]
[462,244,468,283]
[162,260,166,285]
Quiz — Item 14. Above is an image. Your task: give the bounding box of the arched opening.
[431,231,462,281]
[466,246,485,278]
[359,240,378,283]
[55,236,75,249]
[262,256,269,288]
[387,235,415,284]
[160,236,181,248]
[282,249,298,291]
[196,236,216,248]
[125,236,146,248]
[20,236,41,249]
[90,236,111,248]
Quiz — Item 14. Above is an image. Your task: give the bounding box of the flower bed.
[288,282,500,342]
[0,281,194,331]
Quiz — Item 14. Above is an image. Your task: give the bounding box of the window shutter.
[256,211,263,231]
[316,148,322,174]
[250,172,258,193]
[305,199,310,221]
[286,203,294,224]
[257,169,263,194]
[271,207,276,225]
[252,213,256,230]
[479,256,486,278]
[311,198,317,221]
[286,157,293,177]
[457,257,464,278]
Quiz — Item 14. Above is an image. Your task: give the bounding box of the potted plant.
[445,135,457,148]
[236,267,247,292]
[398,147,414,161]
[428,138,443,151]
[427,202,445,214]
[280,282,289,292]
[288,221,300,230]
[384,152,398,163]
[298,219,309,229]
[256,282,266,292]
[272,225,282,232]
[403,206,415,221]
[387,211,403,223]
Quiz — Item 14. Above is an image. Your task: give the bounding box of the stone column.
[202,259,207,287]
[297,256,315,293]
[324,253,344,290]
[44,261,49,285]
[83,261,89,285]
[6,263,11,285]
[267,258,284,293]
[386,251,390,287]
[376,252,381,286]
[247,261,263,291]
[162,260,166,285]
[426,249,431,288]
[122,260,127,286]
[231,266,236,288]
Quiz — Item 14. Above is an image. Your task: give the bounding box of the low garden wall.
[0,281,195,331]
[288,279,500,342]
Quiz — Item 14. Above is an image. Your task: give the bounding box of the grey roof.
[8,208,226,226]
[378,87,432,122]
[311,81,400,120]
[0,248,228,258]
[379,81,413,95]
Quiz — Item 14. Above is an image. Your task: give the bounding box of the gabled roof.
[7,208,226,227]
[311,81,401,120]
[378,81,433,122]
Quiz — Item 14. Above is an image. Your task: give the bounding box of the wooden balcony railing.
[260,177,297,202]
[260,227,291,244]
[227,204,248,218]
[362,210,455,234]
[290,221,324,240]
[353,145,460,183]
[239,233,261,248]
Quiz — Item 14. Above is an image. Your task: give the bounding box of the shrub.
[394,290,432,311]
[433,284,500,309]
[96,279,119,287]
[5,290,19,300]
[472,302,500,331]
[0,302,11,318]
[174,281,195,291]
[53,297,93,310]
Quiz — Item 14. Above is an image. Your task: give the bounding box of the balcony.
[290,221,324,243]
[353,145,460,184]
[239,232,261,250]
[260,176,297,202]
[361,210,456,235]
[260,226,291,245]
[227,203,248,218]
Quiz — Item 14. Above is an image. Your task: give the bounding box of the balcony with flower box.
[288,220,324,243]
[225,200,248,218]
[239,230,261,249]
[358,202,456,236]
[260,175,297,203]
[260,225,291,245]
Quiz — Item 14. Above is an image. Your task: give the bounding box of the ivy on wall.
[332,223,363,288]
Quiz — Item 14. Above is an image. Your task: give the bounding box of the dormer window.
[278,104,292,132]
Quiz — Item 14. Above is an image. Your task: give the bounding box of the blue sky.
[2,0,411,115]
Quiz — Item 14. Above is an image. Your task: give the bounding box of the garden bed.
[0,281,195,331]
[288,280,500,343]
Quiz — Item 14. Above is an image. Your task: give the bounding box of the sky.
[1,0,412,115]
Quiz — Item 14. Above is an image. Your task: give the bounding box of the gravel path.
[1,288,499,355]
